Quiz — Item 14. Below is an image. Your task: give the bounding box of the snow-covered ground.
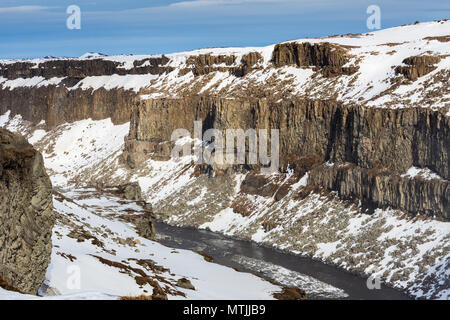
[1,188,281,300]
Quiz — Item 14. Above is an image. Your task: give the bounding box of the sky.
[0,0,449,59]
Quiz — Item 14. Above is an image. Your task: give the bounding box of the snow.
[79,52,107,59]
[0,114,131,187]
[401,167,445,181]
[201,208,249,235]
[70,74,159,92]
[0,20,449,300]
[232,255,348,299]
[0,76,65,90]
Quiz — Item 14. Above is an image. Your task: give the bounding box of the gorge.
[0,20,449,300]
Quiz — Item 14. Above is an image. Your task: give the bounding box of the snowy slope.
[1,188,281,300]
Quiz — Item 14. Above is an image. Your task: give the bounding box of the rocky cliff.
[123,96,449,219]
[0,129,54,294]
[0,20,449,299]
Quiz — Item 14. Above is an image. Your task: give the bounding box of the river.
[155,222,410,300]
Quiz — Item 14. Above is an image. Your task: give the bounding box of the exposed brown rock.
[0,129,54,294]
[240,173,278,197]
[0,57,172,80]
[176,278,196,290]
[308,163,449,218]
[182,52,262,77]
[273,287,307,300]
[0,86,135,129]
[395,55,441,80]
[271,42,358,77]
[117,182,144,201]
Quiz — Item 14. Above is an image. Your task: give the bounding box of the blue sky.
[0,0,449,59]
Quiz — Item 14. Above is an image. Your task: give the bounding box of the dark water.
[155,222,411,300]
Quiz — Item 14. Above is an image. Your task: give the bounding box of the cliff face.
[0,86,134,128]
[0,129,54,294]
[0,56,173,128]
[124,96,449,219]
[271,42,358,77]
[0,56,171,80]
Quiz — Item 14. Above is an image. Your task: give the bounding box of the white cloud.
[0,6,51,14]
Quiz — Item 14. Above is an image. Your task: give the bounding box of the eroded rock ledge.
[0,129,55,294]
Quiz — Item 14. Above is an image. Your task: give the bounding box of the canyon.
[0,20,449,299]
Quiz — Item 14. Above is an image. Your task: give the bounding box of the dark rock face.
[0,86,135,129]
[182,52,262,77]
[0,129,54,294]
[110,183,155,240]
[395,55,441,80]
[0,47,448,222]
[176,278,196,290]
[0,57,172,80]
[134,212,156,241]
[124,96,449,219]
[273,287,307,300]
[271,42,358,77]
[309,163,449,219]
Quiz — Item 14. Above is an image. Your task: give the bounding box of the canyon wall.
[0,86,134,128]
[0,30,448,222]
[124,96,449,219]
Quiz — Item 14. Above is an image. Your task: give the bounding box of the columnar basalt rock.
[0,57,172,80]
[0,129,54,294]
[308,163,450,219]
[0,86,135,129]
[123,96,449,219]
[182,52,263,77]
[271,42,358,77]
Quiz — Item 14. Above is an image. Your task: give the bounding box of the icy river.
[155,222,411,300]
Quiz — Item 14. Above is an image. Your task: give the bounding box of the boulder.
[117,182,143,201]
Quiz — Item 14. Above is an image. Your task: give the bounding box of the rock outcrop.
[0,129,54,294]
[0,86,135,129]
[182,52,263,77]
[0,56,172,80]
[123,96,449,219]
[395,55,441,81]
[105,184,155,240]
[117,182,144,201]
[308,163,449,218]
[271,42,358,77]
